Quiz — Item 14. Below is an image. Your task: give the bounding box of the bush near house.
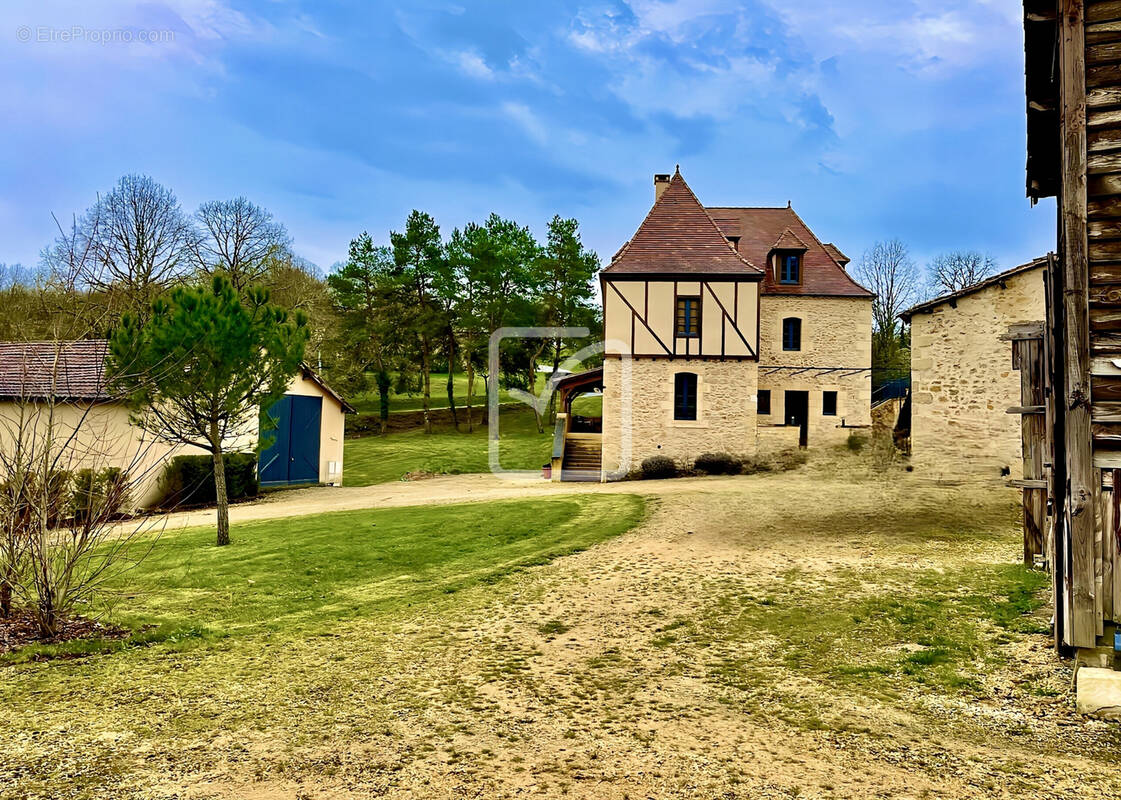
[70,468,129,522]
[159,454,259,510]
[693,452,742,475]
[640,455,678,479]
[1,468,130,527]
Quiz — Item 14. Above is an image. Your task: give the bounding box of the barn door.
[258,395,322,486]
[258,396,292,485]
[288,395,322,484]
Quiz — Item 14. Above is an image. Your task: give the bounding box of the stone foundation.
[601,357,758,476]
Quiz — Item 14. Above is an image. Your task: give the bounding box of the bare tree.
[929,251,998,295]
[193,197,291,293]
[0,342,164,637]
[853,239,920,368]
[42,174,196,323]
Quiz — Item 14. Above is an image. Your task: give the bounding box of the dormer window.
[779,253,801,285]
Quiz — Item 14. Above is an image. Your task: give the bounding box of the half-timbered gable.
[601,170,763,360]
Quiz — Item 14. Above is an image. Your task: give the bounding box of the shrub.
[71,468,129,521]
[846,432,868,452]
[0,469,71,529]
[693,452,742,475]
[160,453,259,509]
[640,455,678,480]
[741,456,774,475]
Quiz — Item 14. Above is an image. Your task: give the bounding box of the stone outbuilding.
[900,258,1047,482]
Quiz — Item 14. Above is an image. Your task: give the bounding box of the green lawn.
[350,371,520,415]
[3,496,644,657]
[344,406,554,485]
[350,372,603,417]
[0,495,645,796]
[100,495,641,643]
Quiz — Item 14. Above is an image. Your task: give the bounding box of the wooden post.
[1046,259,1071,650]
[1007,323,1048,565]
[1060,0,1098,649]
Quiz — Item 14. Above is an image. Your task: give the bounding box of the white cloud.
[501,102,548,145]
[568,1,811,122]
[762,2,1019,75]
[452,49,495,80]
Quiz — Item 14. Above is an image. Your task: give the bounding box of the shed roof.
[0,339,355,413]
[1023,0,1059,200]
[0,340,112,401]
[899,257,1049,322]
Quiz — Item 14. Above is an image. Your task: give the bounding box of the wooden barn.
[1023,0,1121,673]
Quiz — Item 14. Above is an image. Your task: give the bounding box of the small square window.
[823,391,837,416]
[676,296,700,338]
[758,390,771,415]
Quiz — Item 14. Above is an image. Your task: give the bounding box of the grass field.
[350,372,518,415]
[0,494,646,796]
[344,406,554,485]
[6,453,1114,799]
[350,372,603,417]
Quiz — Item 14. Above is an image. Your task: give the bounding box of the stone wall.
[601,357,758,476]
[908,265,1046,482]
[756,425,802,455]
[756,295,873,447]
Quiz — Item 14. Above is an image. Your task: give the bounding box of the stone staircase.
[562,435,602,482]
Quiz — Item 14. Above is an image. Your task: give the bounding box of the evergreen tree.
[107,276,308,546]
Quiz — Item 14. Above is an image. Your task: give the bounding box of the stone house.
[553,168,874,480]
[0,340,353,509]
[900,257,1047,482]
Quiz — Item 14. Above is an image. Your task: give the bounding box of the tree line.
[330,211,600,436]
[2,174,602,435]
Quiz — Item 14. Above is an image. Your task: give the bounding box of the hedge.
[159,453,259,509]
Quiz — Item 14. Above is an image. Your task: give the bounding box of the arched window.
[674,372,698,420]
[782,318,802,351]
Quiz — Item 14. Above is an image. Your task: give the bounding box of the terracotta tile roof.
[602,170,763,277]
[772,228,809,251]
[0,340,112,401]
[822,242,850,266]
[707,206,874,298]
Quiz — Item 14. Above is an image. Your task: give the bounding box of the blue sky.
[0,0,1053,278]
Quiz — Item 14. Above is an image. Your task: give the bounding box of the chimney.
[654,173,671,201]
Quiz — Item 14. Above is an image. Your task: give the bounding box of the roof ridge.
[604,170,762,275]
[671,173,761,271]
[899,256,1050,321]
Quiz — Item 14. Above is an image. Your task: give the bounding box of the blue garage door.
[258,395,322,486]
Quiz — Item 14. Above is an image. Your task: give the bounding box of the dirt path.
[162,462,1121,799]
[129,472,765,533]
